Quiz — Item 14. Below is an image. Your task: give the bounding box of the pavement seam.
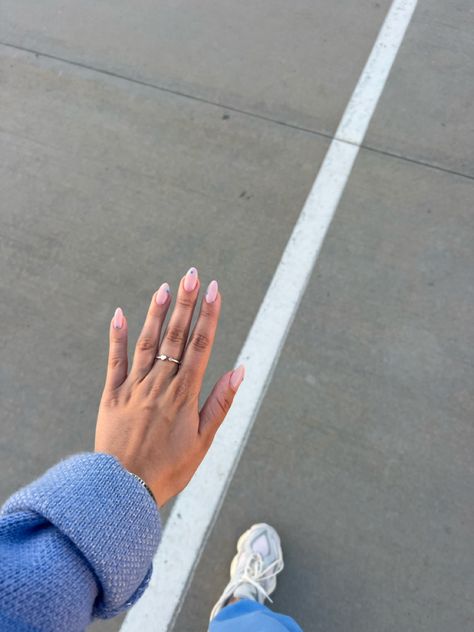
[1,40,473,184]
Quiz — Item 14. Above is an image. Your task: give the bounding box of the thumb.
[199,365,245,443]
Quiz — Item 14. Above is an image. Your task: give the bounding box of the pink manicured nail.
[184,266,198,292]
[230,365,245,392]
[113,307,124,329]
[205,280,218,304]
[156,282,170,305]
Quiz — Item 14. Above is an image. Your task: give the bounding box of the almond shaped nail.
[230,365,245,391]
[156,282,170,305]
[205,280,218,304]
[113,307,124,329]
[184,266,198,292]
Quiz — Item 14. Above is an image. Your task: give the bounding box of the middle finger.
[151,266,200,380]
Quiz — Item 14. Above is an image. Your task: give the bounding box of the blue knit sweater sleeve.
[0,453,161,632]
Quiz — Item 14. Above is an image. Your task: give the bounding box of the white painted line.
[122,1,418,630]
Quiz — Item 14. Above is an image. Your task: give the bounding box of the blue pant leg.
[209,599,303,632]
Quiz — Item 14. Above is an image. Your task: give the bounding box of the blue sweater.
[0,453,161,631]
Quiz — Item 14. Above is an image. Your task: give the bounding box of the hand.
[95,267,245,507]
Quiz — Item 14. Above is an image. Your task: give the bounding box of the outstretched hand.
[95,267,245,507]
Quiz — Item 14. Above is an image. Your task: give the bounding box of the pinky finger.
[105,307,128,391]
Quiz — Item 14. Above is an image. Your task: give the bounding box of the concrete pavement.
[175,148,474,631]
[0,1,473,631]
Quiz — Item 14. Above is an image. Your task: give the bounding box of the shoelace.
[229,552,284,604]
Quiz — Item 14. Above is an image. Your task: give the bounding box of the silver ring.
[155,353,181,365]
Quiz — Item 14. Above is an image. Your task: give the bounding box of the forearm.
[0,453,161,632]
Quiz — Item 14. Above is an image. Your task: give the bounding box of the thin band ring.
[155,353,181,365]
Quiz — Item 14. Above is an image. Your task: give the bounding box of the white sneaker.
[210,523,284,621]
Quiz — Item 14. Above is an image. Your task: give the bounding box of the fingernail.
[205,279,218,304]
[156,282,170,305]
[230,365,245,392]
[113,307,124,329]
[184,266,198,292]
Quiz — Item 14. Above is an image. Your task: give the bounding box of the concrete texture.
[0,1,391,135]
[0,46,328,500]
[366,0,474,177]
[1,1,473,631]
[175,150,474,632]
[3,1,473,179]
[0,45,328,632]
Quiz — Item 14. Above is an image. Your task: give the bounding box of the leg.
[209,599,303,631]
[209,524,303,631]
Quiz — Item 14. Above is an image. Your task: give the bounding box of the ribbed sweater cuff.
[1,452,161,618]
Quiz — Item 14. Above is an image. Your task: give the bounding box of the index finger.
[178,279,221,391]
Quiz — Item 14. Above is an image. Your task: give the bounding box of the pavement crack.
[1,39,473,183]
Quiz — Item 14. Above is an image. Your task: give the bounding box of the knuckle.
[146,376,165,399]
[136,336,156,353]
[108,355,125,370]
[172,374,196,402]
[149,383,162,398]
[215,393,232,417]
[166,326,186,346]
[177,295,194,310]
[102,392,120,408]
[174,379,190,400]
[139,401,156,416]
[191,332,210,353]
[200,304,216,320]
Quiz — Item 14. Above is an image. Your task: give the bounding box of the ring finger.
[128,282,172,382]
